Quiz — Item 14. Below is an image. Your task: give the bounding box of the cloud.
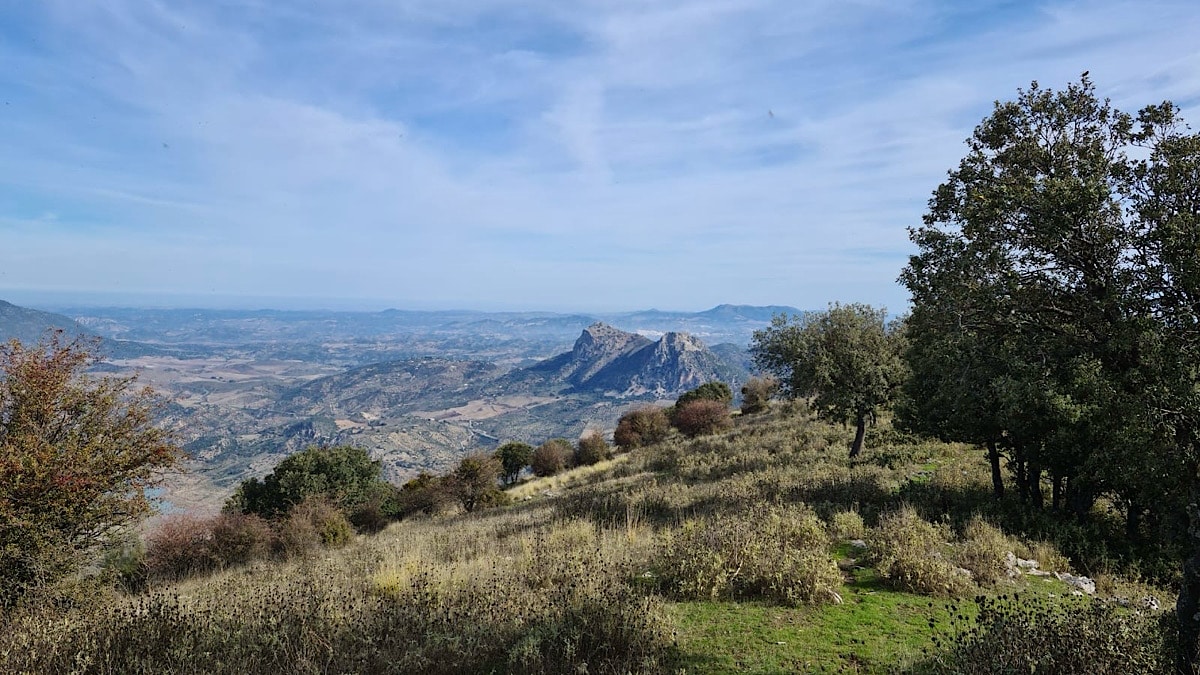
[0,0,1198,311]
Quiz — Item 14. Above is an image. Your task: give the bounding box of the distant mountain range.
[0,297,783,510]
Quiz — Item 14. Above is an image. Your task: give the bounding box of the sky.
[1,1,1198,313]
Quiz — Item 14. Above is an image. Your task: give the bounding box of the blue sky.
[1,1,1198,312]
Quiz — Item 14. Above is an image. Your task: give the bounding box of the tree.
[740,376,780,415]
[494,441,534,485]
[751,304,904,457]
[676,381,733,408]
[0,335,183,605]
[614,406,671,449]
[899,74,1200,668]
[445,453,503,513]
[227,445,389,519]
[531,439,572,477]
[575,433,611,466]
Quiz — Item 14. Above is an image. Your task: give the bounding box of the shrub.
[829,509,866,541]
[144,515,218,581]
[494,442,534,485]
[444,453,504,513]
[867,506,972,597]
[613,406,671,450]
[928,594,1173,674]
[396,473,450,518]
[657,504,842,606]
[676,381,734,407]
[740,375,780,414]
[208,512,274,567]
[670,400,733,438]
[531,439,573,477]
[349,500,390,534]
[575,433,611,466]
[276,497,353,557]
[955,517,1014,587]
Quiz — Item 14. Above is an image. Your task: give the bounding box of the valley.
[1,299,788,511]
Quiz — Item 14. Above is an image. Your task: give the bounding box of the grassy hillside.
[0,403,1177,673]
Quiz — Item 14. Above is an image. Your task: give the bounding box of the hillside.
[0,299,88,344]
[4,404,1175,673]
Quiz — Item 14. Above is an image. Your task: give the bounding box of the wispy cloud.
[1,0,1198,311]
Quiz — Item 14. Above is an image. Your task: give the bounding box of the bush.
[144,515,218,581]
[657,504,842,606]
[867,506,972,597]
[928,594,1174,674]
[613,406,671,450]
[208,512,274,567]
[829,509,866,541]
[740,375,780,414]
[955,517,1014,587]
[531,439,572,477]
[676,381,734,407]
[575,433,611,466]
[670,400,733,438]
[276,497,353,557]
[396,473,450,518]
[445,454,504,513]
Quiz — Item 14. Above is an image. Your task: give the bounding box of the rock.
[1016,557,1039,570]
[1054,572,1096,595]
[849,539,868,550]
[955,567,974,580]
[1142,596,1161,611]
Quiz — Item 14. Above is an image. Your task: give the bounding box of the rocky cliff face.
[525,323,743,396]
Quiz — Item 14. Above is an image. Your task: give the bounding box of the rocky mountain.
[518,322,746,397]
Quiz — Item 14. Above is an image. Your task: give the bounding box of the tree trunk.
[1125,499,1141,541]
[1027,461,1044,510]
[987,440,1005,499]
[850,415,866,458]
[1051,474,1064,512]
[1179,479,1200,674]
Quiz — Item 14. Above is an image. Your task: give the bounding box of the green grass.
[670,569,967,674]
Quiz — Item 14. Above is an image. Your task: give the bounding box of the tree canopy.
[0,336,183,605]
[899,74,1200,668]
[751,304,904,456]
[227,445,389,519]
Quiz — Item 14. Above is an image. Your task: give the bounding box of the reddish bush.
[144,515,217,581]
[670,400,733,438]
[614,406,671,449]
[531,439,573,477]
[208,512,274,566]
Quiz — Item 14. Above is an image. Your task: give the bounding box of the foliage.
[444,453,504,513]
[740,375,779,415]
[676,381,734,408]
[531,439,573,477]
[670,399,733,438]
[829,509,866,541]
[898,74,1200,665]
[927,594,1174,674]
[751,304,904,456]
[227,444,390,520]
[575,433,611,466]
[657,504,842,606]
[613,406,671,450]
[494,441,534,485]
[0,336,183,606]
[396,472,449,518]
[867,506,973,597]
